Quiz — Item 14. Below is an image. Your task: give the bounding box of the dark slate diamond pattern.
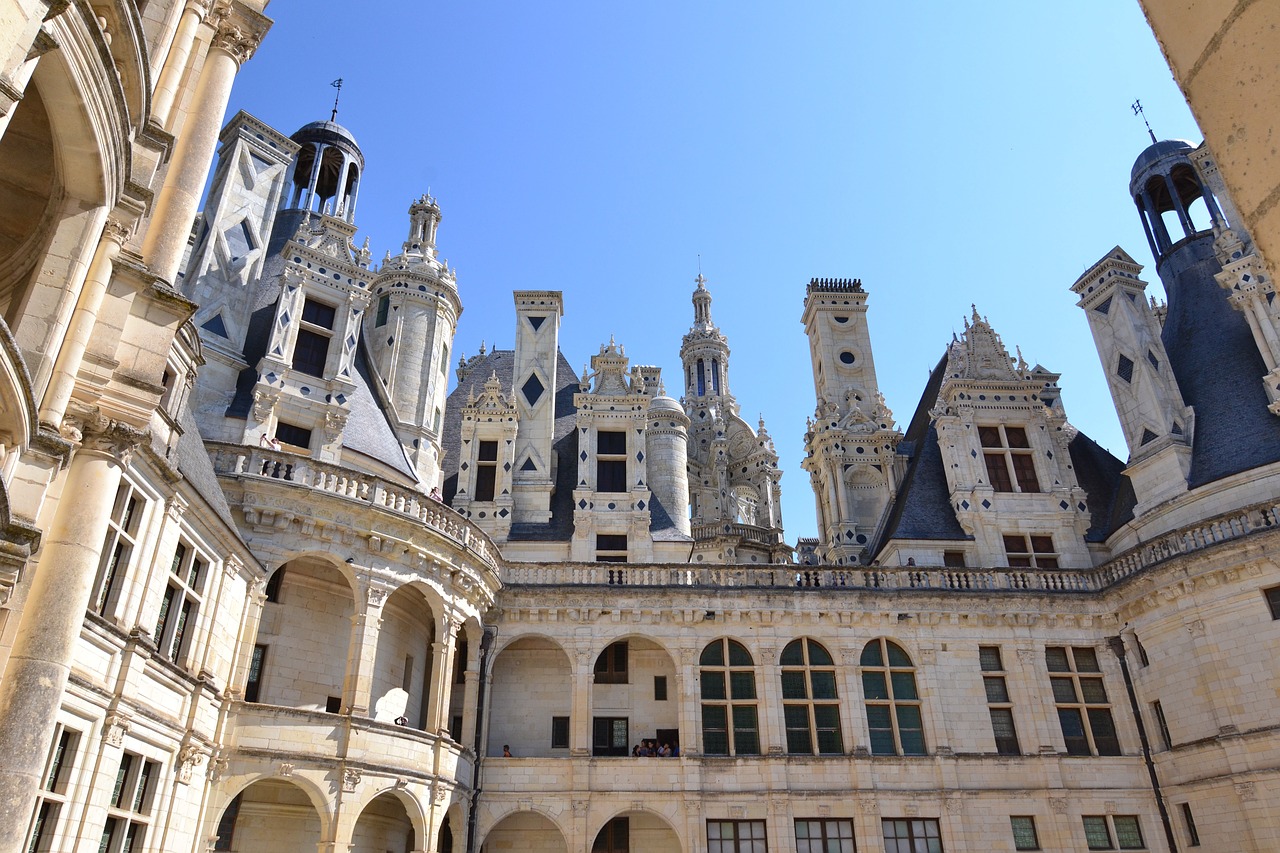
[522,374,545,405]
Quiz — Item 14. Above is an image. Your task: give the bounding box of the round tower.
[283,120,365,222]
[368,193,462,490]
[681,274,731,401]
[646,394,692,536]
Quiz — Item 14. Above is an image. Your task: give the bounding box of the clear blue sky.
[222,2,1200,542]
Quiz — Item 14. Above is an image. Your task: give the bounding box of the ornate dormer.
[570,339,657,562]
[453,372,519,541]
[247,212,373,462]
[931,309,1092,569]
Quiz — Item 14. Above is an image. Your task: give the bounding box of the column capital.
[102,217,133,247]
[208,1,269,66]
[62,408,146,465]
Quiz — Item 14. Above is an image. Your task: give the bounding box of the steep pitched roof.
[1159,237,1280,487]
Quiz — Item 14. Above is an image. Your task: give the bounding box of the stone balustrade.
[206,442,502,574]
[228,702,473,782]
[691,521,785,545]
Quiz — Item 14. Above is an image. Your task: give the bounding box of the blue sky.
[222,3,1200,541]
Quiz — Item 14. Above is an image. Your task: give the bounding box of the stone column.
[0,414,143,851]
[570,650,593,756]
[425,618,458,735]
[150,0,213,129]
[38,218,130,430]
[676,647,699,755]
[756,646,783,755]
[460,667,481,746]
[142,2,266,284]
[343,586,386,717]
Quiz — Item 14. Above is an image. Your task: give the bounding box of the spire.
[1131,99,1157,145]
[330,78,343,122]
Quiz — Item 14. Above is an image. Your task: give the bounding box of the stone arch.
[251,554,357,711]
[488,633,572,757]
[437,801,468,853]
[209,774,332,852]
[590,633,680,756]
[371,583,438,728]
[350,789,421,853]
[480,809,568,853]
[589,808,684,853]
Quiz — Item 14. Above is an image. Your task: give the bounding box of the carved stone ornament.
[1235,781,1256,802]
[277,762,294,777]
[103,716,130,747]
[210,16,264,66]
[1049,798,1069,815]
[342,767,361,793]
[366,586,388,609]
[102,218,133,246]
[62,410,146,466]
[177,745,208,784]
[395,776,409,789]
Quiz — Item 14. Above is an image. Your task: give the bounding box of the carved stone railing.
[692,522,785,546]
[207,442,502,575]
[505,498,1280,592]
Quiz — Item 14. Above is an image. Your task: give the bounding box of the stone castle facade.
[0,3,1278,852]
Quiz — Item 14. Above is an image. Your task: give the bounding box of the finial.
[330,78,344,122]
[479,339,486,355]
[695,272,707,290]
[1131,99,1157,145]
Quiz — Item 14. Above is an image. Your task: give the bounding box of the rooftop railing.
[207,442,502,575]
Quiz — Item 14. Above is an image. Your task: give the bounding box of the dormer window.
[474,441,498,501]
[292,298,336,377]
[597,431,627,492]
[980,425,1040,493]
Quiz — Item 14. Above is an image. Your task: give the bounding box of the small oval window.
[839,351,856,365]
[834,316,849,324]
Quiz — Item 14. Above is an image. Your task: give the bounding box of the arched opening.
[592,812,682,853]
[482,811,567,853]
[438,811,458,853]
[711,359,720,394]
[350,791,417,853]
[696,359,705,396]
[488,636,571,756]
[860,638,924,756]
[249,557,354,711]
[0,82,58,325]
[780,638,842,755]
[371,584,437,728]
[212,779,323,851]
[592,637,678,757]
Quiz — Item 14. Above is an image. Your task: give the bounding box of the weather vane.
[1132,99,1156,144]
[330,78,343,122]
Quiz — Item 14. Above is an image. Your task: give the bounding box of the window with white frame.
[27,725,81,852]
[98,751,158,853]
[93,481,146,617]
[154,540,208,664]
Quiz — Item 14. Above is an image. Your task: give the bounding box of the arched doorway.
[488,636,571,757]
[212,778,324,851]
[370,585,437,727]
[481,811,566,853]
[592,811,682,853]
[250,557,355,711]
[591,636,678,757]
[350,791,418,853]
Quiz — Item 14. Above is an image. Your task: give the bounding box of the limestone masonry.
[0,2,1277,852]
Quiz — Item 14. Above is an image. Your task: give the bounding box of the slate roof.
[1158,236,1280,487]
[174,398,237,529]
[870,352,969,559]
[440,349,687,542]
[870,351,1131,559]
[223,211,417,481]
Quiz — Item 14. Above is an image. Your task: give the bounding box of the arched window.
[696,359,706,396]
[700,639,759,755]
[860,639,925,755]
[711,359,721,393]
[780,639,843,754]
